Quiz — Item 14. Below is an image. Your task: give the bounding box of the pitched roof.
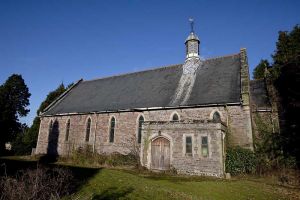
[42,53,242,116]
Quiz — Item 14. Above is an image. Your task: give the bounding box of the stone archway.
[151,137,170,170]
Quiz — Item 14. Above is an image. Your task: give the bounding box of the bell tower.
[185,18,200,59]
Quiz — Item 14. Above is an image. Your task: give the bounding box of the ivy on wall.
[225,146,256,175]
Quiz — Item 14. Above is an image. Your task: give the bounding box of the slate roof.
[250,79,271,109]
[42,54,242,116]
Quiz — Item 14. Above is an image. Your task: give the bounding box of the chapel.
[36,22,270,177]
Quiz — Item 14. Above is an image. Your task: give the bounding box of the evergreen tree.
[0,74,31,154]
[12,83,73,155]
[253,59,271,79]
[272,25,300,165]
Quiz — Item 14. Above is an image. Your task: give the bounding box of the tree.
[0,74,30,154]
[272,25,300,165]
[12,83,73,155]
[251,25,300,168]
[36,83,69,115]
[253,59,271,79]
[273,27,300,66]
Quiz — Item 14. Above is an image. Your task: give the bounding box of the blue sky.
[0,0,299,125]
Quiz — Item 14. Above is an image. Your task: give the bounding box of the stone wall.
[36,105,253,155]
[140,121,226,177]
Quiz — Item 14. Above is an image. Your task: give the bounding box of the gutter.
[252,108,273,112]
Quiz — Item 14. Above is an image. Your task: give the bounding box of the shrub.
[60,145,139,168]
[225,146,256,175]
[106,152,137,167]
[0,167,73,200]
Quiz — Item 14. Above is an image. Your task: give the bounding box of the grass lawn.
[72,168,298,200]
[1,156,299,200]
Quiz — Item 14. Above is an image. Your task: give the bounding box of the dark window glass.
[138,116,144,143]
[49,120,53,134]
[48,120,59,155]
[65,119,70,141]
[201,136,208,157]
[212,112,221,123]
[172,113,179,121]
[52,120,59,135]
[85,118,91,142]
[109,117,115,143]
[186,136,192,154]
[51,120,59,140]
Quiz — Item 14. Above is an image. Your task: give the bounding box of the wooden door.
[151,137,170,170]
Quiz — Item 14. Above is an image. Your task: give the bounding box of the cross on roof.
[189,17,194,33]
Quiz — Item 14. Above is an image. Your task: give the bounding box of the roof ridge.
[83,53,240,83]
[83,63,183,82]
[205,53,240,61]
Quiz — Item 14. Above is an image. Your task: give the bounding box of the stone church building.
[36,27,262,177]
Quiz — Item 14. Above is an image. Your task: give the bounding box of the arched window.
[65,119,70,141]
[212,112,221,123]
[49,120,53,134]
[48,120,59,155]
[52,120,59,135]
[109,117,115,143]
[171,113,179,121]
[137,116,144,144]
[85,118,91,142]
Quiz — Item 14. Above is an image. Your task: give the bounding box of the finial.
[189,17,194,33]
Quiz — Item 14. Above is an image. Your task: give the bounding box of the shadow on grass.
[92,187,134,200]
[0,156,101,194]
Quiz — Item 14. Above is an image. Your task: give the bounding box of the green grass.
[72,168,292,200]
[1,156,298,200]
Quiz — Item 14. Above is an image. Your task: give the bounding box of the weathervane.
[189,17,194,33]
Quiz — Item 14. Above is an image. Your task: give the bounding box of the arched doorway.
[151,137,170,170]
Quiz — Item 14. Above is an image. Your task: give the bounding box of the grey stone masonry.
[240,48,250,106]
[36,105,253,156]
[140,120,226,177]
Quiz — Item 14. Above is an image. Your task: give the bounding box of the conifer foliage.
[272,26,300,165]
[0,74,30,154]
[13,83,72,155]
[252,25,300,166]
[253,59,271,79]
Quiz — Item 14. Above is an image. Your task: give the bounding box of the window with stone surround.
[137,116,144,144]
[171,113,179,121]
[65,119,70,141]
[201,136,209,157]
[185,136,192,156]
[109,117,115,143]
[212,111,221,123]
[49,120,53,135]
[85,118,91,142]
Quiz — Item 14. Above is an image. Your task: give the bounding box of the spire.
[185,18,200,59]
